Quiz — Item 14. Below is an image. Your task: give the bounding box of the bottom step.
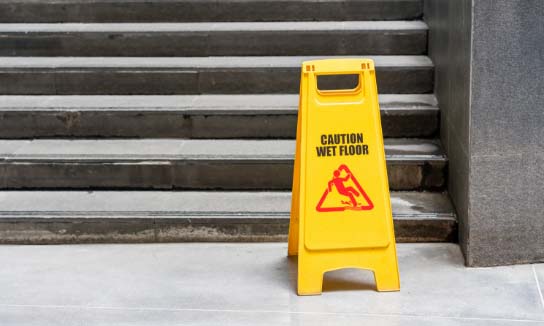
[0,191,457,244]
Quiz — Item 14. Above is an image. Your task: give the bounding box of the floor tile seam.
[532,265,544,311]
[0,303,543,323]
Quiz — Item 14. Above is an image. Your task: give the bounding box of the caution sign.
[316,164,374,212]
[288,59,400,295]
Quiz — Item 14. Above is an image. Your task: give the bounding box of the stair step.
[0,190,456,243]
[0,21,427,56]
[0,94,439,139]
[0,139,446,190]
[0,0,423,23]
[0,56,434,95]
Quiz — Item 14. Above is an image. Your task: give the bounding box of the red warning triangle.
[316,164,374,212]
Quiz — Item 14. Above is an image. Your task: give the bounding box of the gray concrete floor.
[0,243,543,325]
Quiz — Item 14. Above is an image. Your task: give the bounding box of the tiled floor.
[0,243,543,325]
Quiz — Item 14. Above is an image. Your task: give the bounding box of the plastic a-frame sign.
[288,59,400,295]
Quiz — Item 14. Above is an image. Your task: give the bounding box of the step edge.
[0,21,429,32]
[0,212,457,221]
[0,94,439,111]
[0,55,434,68]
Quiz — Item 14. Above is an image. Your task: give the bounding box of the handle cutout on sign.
[316,74,361,95]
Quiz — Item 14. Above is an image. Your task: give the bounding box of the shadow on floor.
[283,255,377,293]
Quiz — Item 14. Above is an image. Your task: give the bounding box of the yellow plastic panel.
[304,59,390,250]
[288,58,400,295]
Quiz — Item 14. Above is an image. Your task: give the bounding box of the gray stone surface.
[424,0,472,259]
[0,243,543,325]
[468,152,544,265]
[2,138,444,160]
[0,191,456,243]
[534,265,544,307]
[0,56,433,68]
[0,21,427,56]
[0,21,428,32]
[0,56,434,94]
[0,0,423,23]
[0,140,31,157]
[471,1,544,156]
[2,309,533,326]
[0,94,439,138]
[0,94,438,109]
[426,0,544,266]
[468,0,544,264]
[0,139,446,190]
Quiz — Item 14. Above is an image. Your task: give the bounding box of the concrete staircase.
[0,0,457,244]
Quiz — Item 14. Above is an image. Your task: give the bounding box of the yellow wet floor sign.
[288,58,400,295]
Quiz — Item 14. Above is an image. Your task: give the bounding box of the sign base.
[289,230,400,295]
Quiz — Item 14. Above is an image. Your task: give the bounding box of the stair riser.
[0,1,423,23]
[0,161,446,191]
[0,110,438,139]
[0,68,433,95]
[0,30,427,56]
[0,218,456,244]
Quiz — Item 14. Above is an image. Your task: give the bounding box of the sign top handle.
[302,58,375,75]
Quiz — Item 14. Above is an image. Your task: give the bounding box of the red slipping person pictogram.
[316,164,374,212]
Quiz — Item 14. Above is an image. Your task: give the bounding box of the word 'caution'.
[288,58,400,296]
[316,132,369,157]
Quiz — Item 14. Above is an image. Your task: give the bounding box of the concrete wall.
[424,0,472,261]
[425,0,544,266]
[468,0,544,266]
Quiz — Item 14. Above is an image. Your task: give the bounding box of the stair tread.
[0,21,428,32]
[0,56,433,94]
[0,1,450,245]
[0,190,457,243]
[0,190,456,221]
[0,55,433,68]
[0,138,446,162]
[0,95,439,139]
[0,20,427,56]
[0,94,438,112]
